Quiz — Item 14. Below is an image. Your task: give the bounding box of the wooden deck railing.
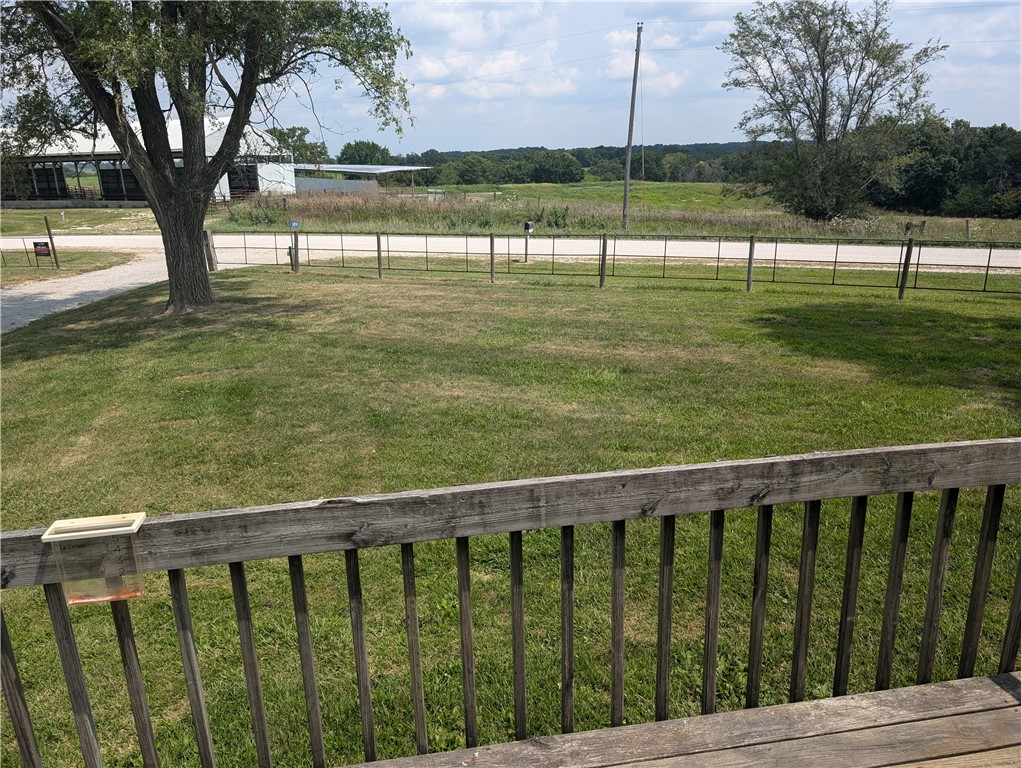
[2,438,1020,767]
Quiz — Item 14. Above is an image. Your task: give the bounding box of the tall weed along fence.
[210,232,1021,295]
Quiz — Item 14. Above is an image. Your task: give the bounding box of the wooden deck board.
[361,673,1021,768]
[897,746,1021,767]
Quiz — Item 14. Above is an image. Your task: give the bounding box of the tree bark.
[150,189,214,312]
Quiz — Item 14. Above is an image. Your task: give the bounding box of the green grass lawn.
[1,269,1019,766]
[0,249,137,287]
[0,208,159,237]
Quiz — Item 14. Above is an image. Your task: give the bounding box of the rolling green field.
[212,184,1021,241]
[1,267,1018,766]
[7,181,1015,241]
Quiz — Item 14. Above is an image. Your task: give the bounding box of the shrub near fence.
[210,232,1021,295]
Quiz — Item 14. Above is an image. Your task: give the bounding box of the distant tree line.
[270,121,1020,220]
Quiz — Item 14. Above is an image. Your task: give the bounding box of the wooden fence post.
[746,236,756,292]
[203,231,218,272]
[898,238,914,300]
[290,231,300,273]
[599,234,608,288]
[44,216,60,269]
[376,233,383,279]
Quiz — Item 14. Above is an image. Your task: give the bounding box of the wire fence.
[210,232,1021,295]
[0,238,62,270]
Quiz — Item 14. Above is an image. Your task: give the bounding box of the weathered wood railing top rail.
[2,438,1020,768]
[3,439,1019,589]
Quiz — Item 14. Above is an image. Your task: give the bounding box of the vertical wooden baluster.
[876,492,914,690]
[455,537,478,748]
[168,569,217,768]
[400,544,429,755]
[655,515,676,721]
[288,555,326,768]
[960,485,1005,678]
[790,500,821,703]
[560,525,575,734]
[702,510,725,715]
[834,496,868,696]
[510,531,527,740]
[110,600,161,767]
[344,550,376,762]
[610,520,626,727]
[999,554,1021,674]
[918,488,959,685]
[44,582,103,768]
[1,610,44,768]
[229,562,272,767]
[746,505,773,709]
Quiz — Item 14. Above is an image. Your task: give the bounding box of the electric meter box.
[41,513,146,605]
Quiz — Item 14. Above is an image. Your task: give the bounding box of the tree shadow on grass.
[0,269,323,365]
[751,299,1021,413]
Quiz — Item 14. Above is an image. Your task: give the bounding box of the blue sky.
[268,0,1021,156]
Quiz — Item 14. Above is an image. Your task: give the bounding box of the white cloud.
[644,69,687,96]
[601,51,636,79]
[305,1,1018,153]
[525,70,580,97]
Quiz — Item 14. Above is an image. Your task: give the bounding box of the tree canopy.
[337,139,393,165]
[720,0,945,219]
[1,1,411,310]
[265,126,332,165]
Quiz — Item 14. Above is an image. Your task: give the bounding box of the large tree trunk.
[150,189,214,312]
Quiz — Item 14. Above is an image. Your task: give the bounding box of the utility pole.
[622,22,643,232]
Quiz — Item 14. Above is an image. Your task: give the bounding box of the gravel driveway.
[1,236,169,333]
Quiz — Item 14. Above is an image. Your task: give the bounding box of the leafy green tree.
[629,152,666,182]
[867,115,959,214]
[454,154,495,185]
[720,0,945,219]
[589,159,624,181]
[1,1,410,311]
[530,151,584,184]
[337,139,393,165]
[944,121,1021,218]
[265,126,332,164]
[497,159,534,184]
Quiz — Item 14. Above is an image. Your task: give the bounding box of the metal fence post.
[983,244,993,292]
[490,233,495,284]
[898,238,914,300]
[376,233,383,279]
[599,234,608,288]
[746,235,756,292]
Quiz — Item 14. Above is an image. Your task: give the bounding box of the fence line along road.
[208,232,1021,268]
[2,234,1019,326]
[210,231,1020,294]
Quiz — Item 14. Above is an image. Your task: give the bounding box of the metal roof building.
[3,116,294,203]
